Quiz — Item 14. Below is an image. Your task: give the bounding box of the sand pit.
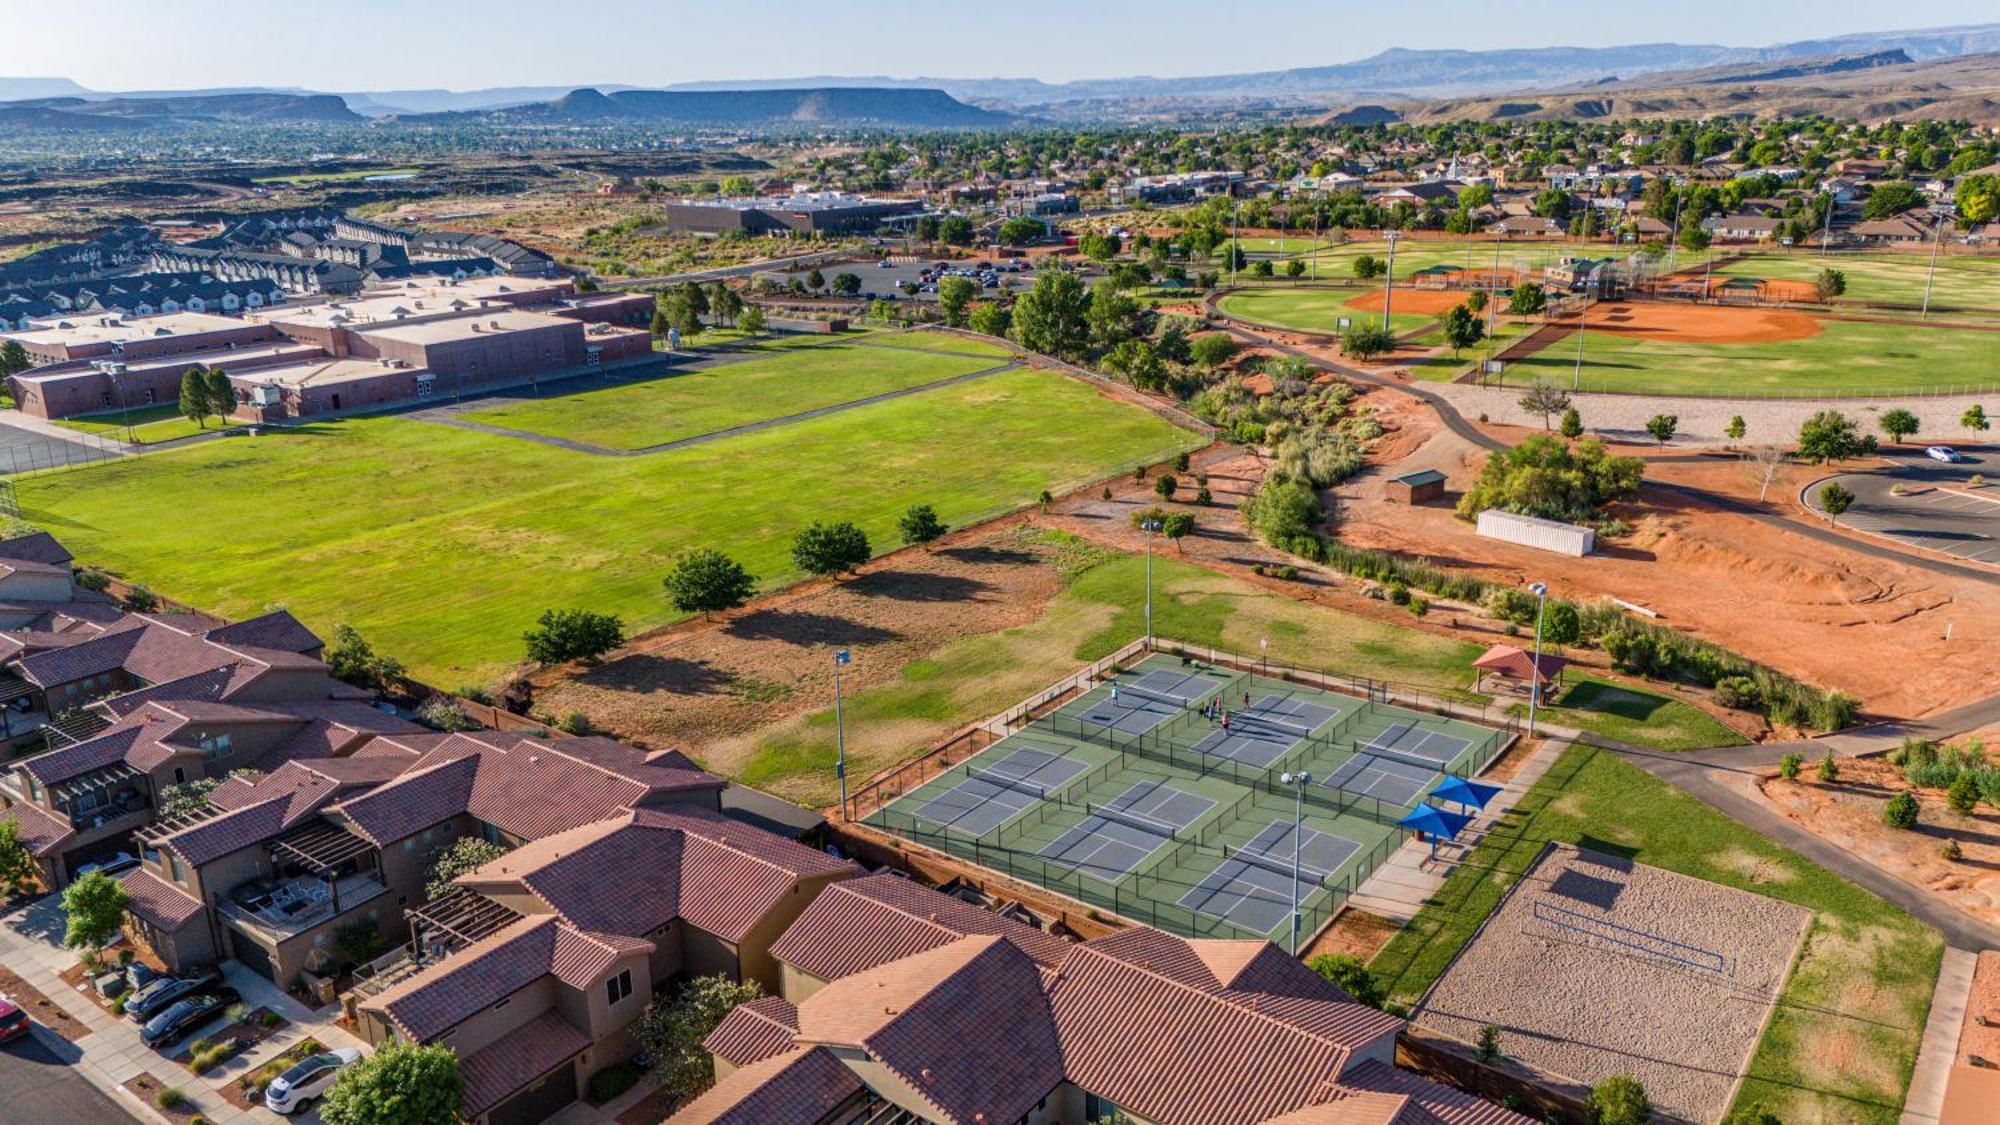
[1553,301,1823,345]
[1344,288,1471,316]
[1414,843,1811,1123]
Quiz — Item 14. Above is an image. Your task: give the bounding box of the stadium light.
[1279,771,1313,955]
[1379,230,1401,332]
[1142,517,1162,647]
[834,648,851,819]
[1526,583,1549,738]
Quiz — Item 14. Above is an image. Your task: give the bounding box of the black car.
[124,968,221,1022]
[139,987,238,1049]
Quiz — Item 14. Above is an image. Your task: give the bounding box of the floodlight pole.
[1526,583,1549,738]
[1142,518,1160,646]
[1260,637,1268,681]
[1281,771,1312,955]
[1921,219,1943,320]
[1571,291,1589,391]
[1667,191,1685,274]
[834,648,850,820]
[1381,230,1400,332]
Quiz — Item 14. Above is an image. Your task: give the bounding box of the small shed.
[1387,469,1447,504]
[1476,510,1595,556]
[1472,643,1569,702]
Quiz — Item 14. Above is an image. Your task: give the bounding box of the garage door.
[229,930,274,981]
[490,1061,577,1125]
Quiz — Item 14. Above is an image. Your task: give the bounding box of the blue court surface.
[1320,751,1438,810]
[913,746,1087,837]
[1039,779,1215,882]
[1188,692,1343,769]
[1179,819,1361,934]
[1076,668,1230,737]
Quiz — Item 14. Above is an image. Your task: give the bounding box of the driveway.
[1804,447,2000,566]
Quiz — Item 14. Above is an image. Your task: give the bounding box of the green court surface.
[869,653,1509,943]
[19,367,1200,688]
[1714,252,2000,314]
[1503,315,2000,396]
[457,337,1006,450]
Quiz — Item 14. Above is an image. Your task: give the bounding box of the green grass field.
[1717,251,2000,313]
[20,368,1201,688]
[1369,742,1941,1124]
[874,330,1018,359]
[1523,672,1745,752]
[1233,239,1611,279]
[252,167,422,185]
[458,339,1004,450]
[1217,287,1440,336]
[1506,314,2000,395]
[51,405,214,446]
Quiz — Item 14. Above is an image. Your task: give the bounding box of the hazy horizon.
[4,1,1997,93]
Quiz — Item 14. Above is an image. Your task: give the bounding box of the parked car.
[264,1047,363,1115]
[0,997,29,1043]
[139,986,238,1049]
[1926,445,1963,463]
[125,967,221,1022]
[875,259,894,268]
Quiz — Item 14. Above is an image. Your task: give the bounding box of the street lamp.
[1570,286,1590,391]
[1141,517,1162,646]
[1921,216,1944,320]
[1280,771,1312,955]
[1260,637,1268,681]
[1525,583,1549,738]
[833,648,851,819]
[1380,230,1401,332]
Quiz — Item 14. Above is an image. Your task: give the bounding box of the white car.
[1926,445,1963,463]
[264,1047,362,1115]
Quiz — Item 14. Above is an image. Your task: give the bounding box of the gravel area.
[1413,843,1812,1123]
[1431,382,1997,447]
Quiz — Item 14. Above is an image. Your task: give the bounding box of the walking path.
[1902,946,1978,1125]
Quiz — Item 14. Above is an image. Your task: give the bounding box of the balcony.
[221,871,390,942]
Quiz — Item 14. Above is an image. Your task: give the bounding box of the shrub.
[1941,838,1964,862]
[225,1002,249,1025]
[1590,1075,1651,1125]
[1305,954,1385,1009]
[260,1010,283,1029]
[155,1088,188,1111]
[1713,676,1760,710]
[1883,790,1920,830]
[589,1060,644,1103]
[1409,597,1430,618]
[1388,583,1410,606]
[1476,1024,1503,1063]
[1817,753,1839,783]
[1948,774,1981,816]
[1195,486,1212,505]
[110,995,126,1016]
[74,566,111,592]
[123,585,159,612]
[415,696,473,733]
[1779,754,1802,781]
[522,608,624,666]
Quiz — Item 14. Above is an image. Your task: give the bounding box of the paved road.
[1804,448,2000,567]
[614,247,859,288]
[0,1030,134,1123]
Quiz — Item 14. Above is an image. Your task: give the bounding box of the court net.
[1119,682,1197,710]
[1229,844,1330,885]
[1093,802,1183,843]
[966,765,1053,800]
[1235,712,1318,741]
[1351,726,1454,773]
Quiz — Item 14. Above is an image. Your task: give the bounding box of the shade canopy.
[1431,776,1503,811]
[1398,804,1472,841]
[1472,643,1569,686]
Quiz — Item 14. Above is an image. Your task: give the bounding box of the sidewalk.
[1902,947,1978,1125]
[0,894,368,1125]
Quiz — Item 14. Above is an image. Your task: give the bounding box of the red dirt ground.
[1345,289,1471,316]
[1963,951,2000,1066]
[1548,301,1823,345]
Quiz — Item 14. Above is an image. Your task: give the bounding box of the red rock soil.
[1963,951,2000,1066]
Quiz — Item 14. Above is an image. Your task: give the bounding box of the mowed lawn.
[1370,742,1941,1124]
[1508,315,2000,395]
[52,404,215,445]
[20,367,1202,688]
[1717,251,2000,313]
[458,339,1004,450]
[1218,287,1442,336]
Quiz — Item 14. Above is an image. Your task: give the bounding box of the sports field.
[52,404,213,446]
[458,336,1008,450]
[1217,286,1446,336]
[869,653,1507,943]
[1231,238,1612,279]
[1506,312,2000,396]
[19,366,1201,687]
[1714,251,2000,314]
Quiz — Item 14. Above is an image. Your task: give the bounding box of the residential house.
[1848,213,1938,246]
[1704,214,1783,241]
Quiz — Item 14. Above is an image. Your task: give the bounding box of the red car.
[0,998,30,1043]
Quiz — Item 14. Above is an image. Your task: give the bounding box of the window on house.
[198,733,232,760]
[605,969,632,1005]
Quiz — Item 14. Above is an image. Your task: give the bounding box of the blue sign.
[835,649,851,666]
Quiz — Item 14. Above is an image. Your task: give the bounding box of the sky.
[4,0,1997,92]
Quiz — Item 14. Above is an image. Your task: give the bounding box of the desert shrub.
[1713,676,1760,710]
[1948,774,1981,816]
[1883,790,1920,830]
[155,1088,189,1110]
[1388,583,1410,605]
[1306,954,1384,1009]
[1818,753,1840,783]
[1779,754,1802,781]
[1941,839,1964,862]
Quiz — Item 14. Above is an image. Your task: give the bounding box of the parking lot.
[1805,447,2000,566]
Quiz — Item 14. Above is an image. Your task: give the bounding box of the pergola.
[1471,643,1569,703]
[48,761,144,811]
[268,820,377,913]
[404,886,521,963]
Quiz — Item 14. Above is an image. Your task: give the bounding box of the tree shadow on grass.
[723,610,900,648]
[936,544,1041,567]
[845,571,994,604]
[570,654,735,697]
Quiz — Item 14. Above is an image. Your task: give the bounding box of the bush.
[1883,790,1920,830]
[1476,1024,1503,1064]
[155,1088,189,1110]
[1941,838,1963,862]
[588,1060,643,1104]
[1590,1075,1651,1125]
[1713,676,1760,710]
[557,709,592,736]
[1779,754,1802,781]
[123,585,159,612]
[1305,954,1385,1009]
[1818,753,1840,783]
[1388,583,1410,606]
[1409,597,1430,618]
[1948,774,1981,816]
[523,608,624,666]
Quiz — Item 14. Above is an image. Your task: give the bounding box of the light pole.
[1280,771,1312,955]
[1570,286,1589,391]
[1667,189,1685,274]
[1142,517,1161,645]
[1921,217,1944,320]
[1525,583,1549,738]
[1260,637,1268,681]
[1380,230,1401,332]
[833,648,851,819]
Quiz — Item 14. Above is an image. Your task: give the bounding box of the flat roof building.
[662,192,921,236]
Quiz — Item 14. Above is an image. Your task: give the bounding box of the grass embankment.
[21,368,1200,688]
[1528,672,1744,753]
[736,551,1736,803]
[1370,742,1942,1124]
[52,405,213,445]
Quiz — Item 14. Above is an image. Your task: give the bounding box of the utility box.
[1476,510,1596,557]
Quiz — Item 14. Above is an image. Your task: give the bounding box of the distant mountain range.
[0,21,1996,124]
[0,92,360,131]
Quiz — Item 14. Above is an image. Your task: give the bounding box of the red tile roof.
[672,1046,864,1125]
[362,915,650,1042]
[1335,1061,1531,1125]
[0,532,73,568]
[457,1009,589,1116]
[0,798,72,855]
[768,872,1072,983]
[120,867,205,932]
[703,996,799,1067]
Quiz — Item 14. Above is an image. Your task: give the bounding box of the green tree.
[791,521,871,577]
[1879,408,1919,444]
[1190,333,1239,370]
[1305,954,1384,1009]
[1956,174,1999,224]
[1947,774,1980,816]
[1103,339,1167,391]
[1725,415,1747,445]
[1339,324,1396,361]
[1285,259,1306,279]
[737,305,767,336]
[1160,512,1195,552]
[1818,481,1855,526]
[633,975,764,1098]
[830,272,862,297]
[178,367,217,429]
[1457,435,1644,523]
[320,1041,461,1125]
[1351,254,1383,280]
[1882,790,1920,830]
[936,276,977,327]
[0,821,38,896]
[804,267,825,292]
[523,608,624,665]
[1086,280,1142,349]
[1591,1075,1652,1125]
[898,504,948,549]
[996,217,1045,245]
[1476,1025,1503,1064]
[1543,601,1582,646]
[663,548,756,618]
[326,624,405,693]
[937,216,975,246]
[1962,404,1990,434]
[1814,268,1847,302]
[1863,181,1923,219]
[61,871,127,957]
[0,340,29,378]
[1644,413,1679,446]
[423,837,510,901]
[1506,283,1546,316]
[1558,407,1583,440]
[1442,304,1485,357]
[968,302,1010,338]
[1797,410,1873,463]
[204,367,234,421]
[1154,474,1178,501]
[1009,269,1091,358]
[1517,380,1572,430]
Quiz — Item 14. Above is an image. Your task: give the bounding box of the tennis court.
[1180,820,1362,934]
[912,745,1088,837]
[1039,779,1216,881]
[868,652,1514,943]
